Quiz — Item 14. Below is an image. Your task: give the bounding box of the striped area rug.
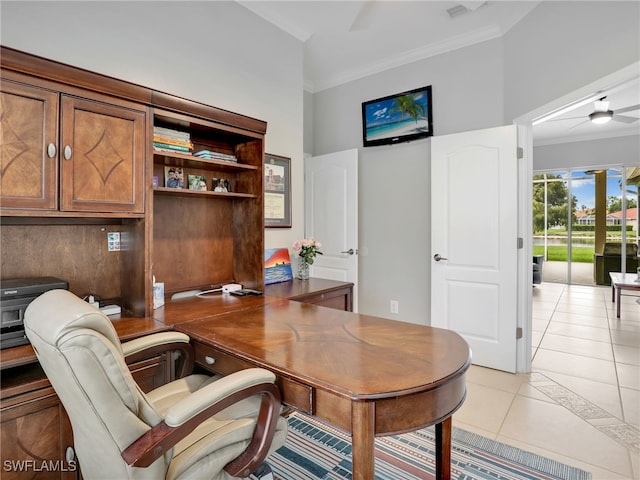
[262,412,591,480]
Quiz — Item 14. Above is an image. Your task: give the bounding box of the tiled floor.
[452,282,640,479]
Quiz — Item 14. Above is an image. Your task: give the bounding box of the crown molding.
[306,25,502,93]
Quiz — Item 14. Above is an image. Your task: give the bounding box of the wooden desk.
[609,272,640,318]
[174,298,470,480]
[264,278,354,311]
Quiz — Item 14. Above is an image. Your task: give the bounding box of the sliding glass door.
[533,167,638,285]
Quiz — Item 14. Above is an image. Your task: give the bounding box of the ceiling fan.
[558,97,640,128]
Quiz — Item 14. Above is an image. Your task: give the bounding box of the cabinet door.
[0,80,58,210]
[60,96,145,213]
[1,390,77,479]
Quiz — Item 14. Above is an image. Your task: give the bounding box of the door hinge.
[517,146,524,159]
[517,237,523,249]
[516,327,523,339]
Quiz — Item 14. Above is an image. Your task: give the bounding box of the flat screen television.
[362,85,433,147]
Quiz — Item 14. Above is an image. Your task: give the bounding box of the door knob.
[434,254,448,262]
[341,248,356,255]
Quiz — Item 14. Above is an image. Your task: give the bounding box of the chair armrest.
[164,368,276,426]
[121,368,282,478]
[122,332,194,378]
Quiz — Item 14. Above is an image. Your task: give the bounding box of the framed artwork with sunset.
[264,248,293,284]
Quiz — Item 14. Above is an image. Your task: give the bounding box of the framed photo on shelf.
[264,153,291,228]
[212,178,231,192]
[188,175,207,191]
[164,166,184,188]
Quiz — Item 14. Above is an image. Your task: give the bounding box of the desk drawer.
[193,342,253,376]
[300,287,352,311]
[192,341,313,414]
[278,376,313,414]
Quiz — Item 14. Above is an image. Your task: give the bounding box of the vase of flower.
[297,260,310,280]
[292,238,323,281]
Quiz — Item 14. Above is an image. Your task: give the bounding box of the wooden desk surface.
[175,297,470,480]
[0,316,169,370]
[177,298,469,400]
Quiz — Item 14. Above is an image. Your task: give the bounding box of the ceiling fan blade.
[567,119,590,131]
[612,114,639,124]
[349,1,377,31]
[547,115,585,122]
[615,104,640,114]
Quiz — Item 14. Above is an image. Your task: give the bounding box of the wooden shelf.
[153,151,258,173]
[153,187,257,199]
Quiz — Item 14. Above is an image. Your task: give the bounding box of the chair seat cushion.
[147,374,288,480]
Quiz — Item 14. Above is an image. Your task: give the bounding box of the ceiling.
[238,0,640,144]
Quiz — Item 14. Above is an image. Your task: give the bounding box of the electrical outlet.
[107,232,121,252]
[390,300,399,314]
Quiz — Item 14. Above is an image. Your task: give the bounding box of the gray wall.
[503,1,640,122]
[0,0,306,251]
[313,39,504,324]
[534,135,640,172]
[309,1,639,324]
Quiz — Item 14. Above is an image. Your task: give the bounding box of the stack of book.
[153,126,193,154]
[193,150,237,163]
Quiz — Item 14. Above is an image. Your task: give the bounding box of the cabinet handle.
[47,143,56,158]
[204,355,216,365]
[65,446,75,463]
[63,145,72,160]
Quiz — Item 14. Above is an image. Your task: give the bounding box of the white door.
[305,149,359,311]
[431,125,518,372]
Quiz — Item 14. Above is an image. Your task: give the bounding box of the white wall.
[0,0,305,251]
[309,1,639,324]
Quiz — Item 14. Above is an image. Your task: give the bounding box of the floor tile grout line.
[602,282,636,428]
[529,371,640,454]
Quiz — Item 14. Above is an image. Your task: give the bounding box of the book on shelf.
[188,175,207,191]
[153,142,191,153]
[193,150,237,162]
[153,126,191,141]
[152,136,193,149]
[164,166,184,189]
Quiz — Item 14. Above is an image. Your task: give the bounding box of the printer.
[1,277,68,349]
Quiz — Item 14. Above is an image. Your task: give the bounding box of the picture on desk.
[164,166,184,188]
[213,178,231,193]
[265,248,293,284]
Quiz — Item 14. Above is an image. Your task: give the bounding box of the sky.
[562,170,636,211]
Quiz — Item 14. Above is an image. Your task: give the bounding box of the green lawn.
[533,245,594,263]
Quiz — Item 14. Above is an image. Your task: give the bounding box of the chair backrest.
[24,289,169,479]
[602,242,639,256]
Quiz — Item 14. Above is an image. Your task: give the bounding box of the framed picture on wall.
[264,153,291,228]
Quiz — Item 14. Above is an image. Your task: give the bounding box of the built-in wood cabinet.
[0,80,59,210]
[0,77,145,215]
[150,109,265,297]
[59,95,145,213]
[0,46,266,315]
[0,47,268,477]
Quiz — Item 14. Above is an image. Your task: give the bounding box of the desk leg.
[612,284,615,303]
[616,286,621,318]
[351,401,375,480]
[435,417,452,480]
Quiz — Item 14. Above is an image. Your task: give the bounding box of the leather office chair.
[24,289,287,480]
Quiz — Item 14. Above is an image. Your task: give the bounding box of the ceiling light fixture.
[589,110,613,124]
[531,93,603,126]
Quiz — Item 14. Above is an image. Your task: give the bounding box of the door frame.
[513,61,639,373]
